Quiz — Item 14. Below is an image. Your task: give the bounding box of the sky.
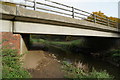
[5,0,120,18]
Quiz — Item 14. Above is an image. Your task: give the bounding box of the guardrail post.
[116,22,119,31]
[118,23,120,31]
[34,0,36,10]
[72,7,74,18]
[25,0,26,8]
[93,14,96,23]
[107,19,109,26]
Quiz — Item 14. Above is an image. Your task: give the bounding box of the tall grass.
[62,61,113,80]
[2,48,31,78]
[106,49,120,65]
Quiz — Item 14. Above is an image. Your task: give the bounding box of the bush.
[106,49,120,64]
[62,61,113,80]
[2,48,31,78]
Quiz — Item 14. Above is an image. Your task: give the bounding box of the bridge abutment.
[0,32,30,54]
[0,32,21,53]
[20,34,30,54]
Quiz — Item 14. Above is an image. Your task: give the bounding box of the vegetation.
[31,38,82,45]
[88,11,120,22]
[105,49,120,66]
[87,11,120,27]
[31,35,120,78]
[31,35,79,41]
[30,38,83,53]
[62,61,113,80]
[92,11,119,22]
[0,1,16,7]
[2,48,31,78]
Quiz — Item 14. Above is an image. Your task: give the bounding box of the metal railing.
[1,0,118,28]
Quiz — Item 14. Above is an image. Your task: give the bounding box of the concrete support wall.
[20,34,30,54]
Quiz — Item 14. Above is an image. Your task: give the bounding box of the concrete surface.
[0,4,119,33]
[14,21,119,38]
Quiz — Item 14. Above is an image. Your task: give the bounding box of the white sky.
[7,0,120,18]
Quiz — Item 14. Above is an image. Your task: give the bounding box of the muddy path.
[22,50,65,78]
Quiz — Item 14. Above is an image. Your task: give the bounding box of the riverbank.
[102,49,120,67]
[22,49,115,79]
[62,61,113,79]
[31,38,120,67]
[29,38,120,79]
[22,50,65,78]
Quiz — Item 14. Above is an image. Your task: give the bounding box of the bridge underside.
[1,20,120,38]
[1,19,120,54]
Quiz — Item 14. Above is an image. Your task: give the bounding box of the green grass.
[62,61,113,80]
[30,38,83,52]
[2,48,31,78]
[31,38,82,45]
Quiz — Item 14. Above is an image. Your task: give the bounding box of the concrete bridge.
[0,0,120,54]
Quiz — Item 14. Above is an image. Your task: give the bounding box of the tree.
[87,11,120,28]
[0,1,16,7]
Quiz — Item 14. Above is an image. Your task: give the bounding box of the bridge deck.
[0,4,120,38]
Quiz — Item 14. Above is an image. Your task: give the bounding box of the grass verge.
[2,48,31,78]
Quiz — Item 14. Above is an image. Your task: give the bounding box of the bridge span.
[0,0,120,54]
[1,4,120,37]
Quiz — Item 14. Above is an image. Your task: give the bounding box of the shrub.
[2,48,31,78]
[106,49,120,64]
[62,61,113,80]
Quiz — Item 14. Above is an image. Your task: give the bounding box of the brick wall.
[0,32,21,53]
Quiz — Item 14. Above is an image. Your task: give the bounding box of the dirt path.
[22,50,65,78]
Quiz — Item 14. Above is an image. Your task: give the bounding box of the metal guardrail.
[1,0,118,28]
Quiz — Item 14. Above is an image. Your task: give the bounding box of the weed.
[2,48,31,78]
[62,61,113,80]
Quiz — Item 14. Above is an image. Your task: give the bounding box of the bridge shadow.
[28,36,120,79]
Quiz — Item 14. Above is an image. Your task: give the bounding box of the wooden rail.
[1,0,118,28]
